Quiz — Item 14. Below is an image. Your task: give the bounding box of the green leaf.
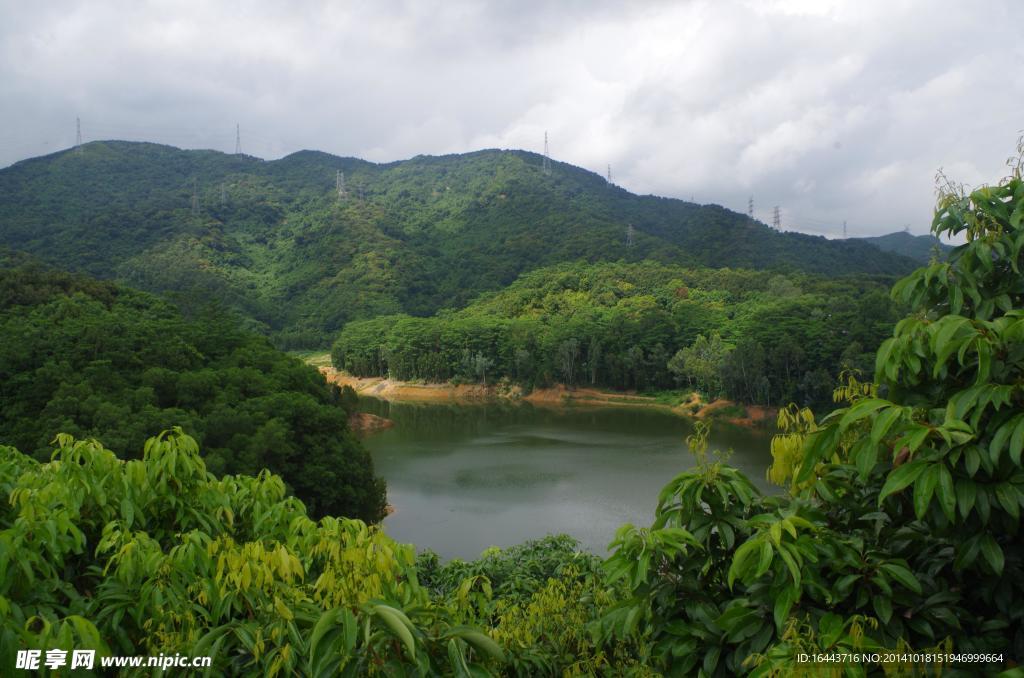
[818,613,844,647]
[879,562,922,594]
[913,465,937,519]
[873,595,893,625]
[371,604,417,661]
[965,446,982,476]
[931,316,973,374]
[980,535,1005,575]
[995,484,1020,521]
[936,464,956,522]
[777,547,802,591]
[879,460,928,504]
[839,398,891,430]
[955,478,977,519]
[755,540,774,578]
[446,627,506,663]
[853,438,878,481]
[447,639,471,677]
[1011,417,1024,466]
[870,406,904,445]
[773,585,798,633]
[728,539,759,589]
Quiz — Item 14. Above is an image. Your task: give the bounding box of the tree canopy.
[332,261,900,407]
[0,261,385,522]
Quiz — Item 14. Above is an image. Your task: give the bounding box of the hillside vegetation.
[855,231,952,262]
[0,141,918,347]
[333,261,901,407]
[0,259,385,521]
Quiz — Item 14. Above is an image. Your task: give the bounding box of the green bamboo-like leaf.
[936,463,956,521]
[995,484,1020,521]
[879,460,928,504]
[728,539,759,589]
[914,465,937,520]
[955,478,977,519]
[371,604,417,661]
[755,540,774,578]
[446,627,506,663]
[873,595,893,625]
[879,562,922,594]
[838,398,890,430]
[980,535,1004,575]
[777,547,802,590]
[1011,416,1024,466]
[870,406,904,445]
[773,585,798,633]
[447,639,471,677]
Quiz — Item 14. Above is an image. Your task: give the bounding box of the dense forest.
[1,161,1022,675]
[0,141,919,347]
[855,231,952,262]
[0,256,385,522]
[332,262,902,407]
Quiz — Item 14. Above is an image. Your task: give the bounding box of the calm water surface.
[359,399,774,560]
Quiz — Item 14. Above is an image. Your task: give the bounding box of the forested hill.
[0,141,918,346]
[854,231,953,262]
[0,258,386,522]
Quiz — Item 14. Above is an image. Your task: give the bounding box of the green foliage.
[0,142,918,347]
[857,231,953,263]
[0,263,385,522]
[592,151,1024,674]
[0,430,490,675]
[0,431,635,675]
[333,261,899,407]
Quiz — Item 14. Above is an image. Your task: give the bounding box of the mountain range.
[0,141,920,346]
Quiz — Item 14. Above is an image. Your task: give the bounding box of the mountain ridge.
[0,140,919,346]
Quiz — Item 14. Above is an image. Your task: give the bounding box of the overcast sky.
[1,0,1022,237]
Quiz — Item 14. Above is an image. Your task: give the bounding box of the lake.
[358,399,775,560]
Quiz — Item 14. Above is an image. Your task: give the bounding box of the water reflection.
[359,399,774,560]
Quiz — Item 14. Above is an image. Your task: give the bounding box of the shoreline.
[317,364,776,430]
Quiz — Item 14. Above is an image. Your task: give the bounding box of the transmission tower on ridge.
[748,196,754,219]
[75,117,83,154]
[542,131,551,175]
[192,178,199,217]
[843,220,848,238]
[336,170,347,198]
[234,124,241,155]
[607,164,612,183]
[626,223,635,247]
[772,206,781,230]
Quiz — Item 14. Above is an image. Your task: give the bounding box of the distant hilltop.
[852,231,953,263]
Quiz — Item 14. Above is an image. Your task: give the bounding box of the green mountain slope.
[333,260,901,407]
[855,231,953,262]
[0,257,385,521]
[0,141,919,346]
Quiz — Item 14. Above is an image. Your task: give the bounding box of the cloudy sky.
[1,0,1022,237]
